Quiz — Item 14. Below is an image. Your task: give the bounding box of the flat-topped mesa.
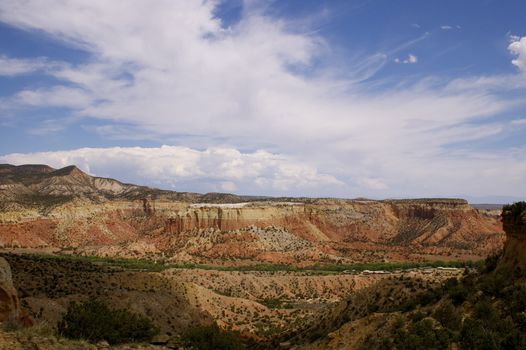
[386,199,471,221]
[163,199,501,250]
[498,202,526,273]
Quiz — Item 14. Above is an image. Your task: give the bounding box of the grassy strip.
[30,252,483,273]
[22,253,167,272]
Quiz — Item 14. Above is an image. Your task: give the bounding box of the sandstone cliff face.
[0,198,503,263]
[165,199,502,249]
[0,257,19,322]
[499,203,526,273]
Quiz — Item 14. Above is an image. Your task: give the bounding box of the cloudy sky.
[0,0,525,202]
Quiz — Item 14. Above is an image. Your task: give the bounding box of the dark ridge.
[0,164,55,175]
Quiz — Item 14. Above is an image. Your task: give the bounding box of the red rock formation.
[164,200,502,251]
[0,198,504,262]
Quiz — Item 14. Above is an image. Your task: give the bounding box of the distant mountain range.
[0,164,284,209]
[0,164,512,210]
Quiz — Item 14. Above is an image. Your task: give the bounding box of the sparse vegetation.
[182,324,244,350]
[362,262,526,349]
[46,252,483,273]
[258,298,293,309]
[57,299,159,344]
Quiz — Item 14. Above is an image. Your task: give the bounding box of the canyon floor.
[0,250,467,349]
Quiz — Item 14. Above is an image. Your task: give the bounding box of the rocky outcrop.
[0,257,19,322]
[498,202,526,273]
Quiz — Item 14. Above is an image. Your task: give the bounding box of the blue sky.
[0,0,525,202]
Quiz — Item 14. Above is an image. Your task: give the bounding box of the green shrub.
[484,252,502,273]
[444,278,468,305]
[182,324,244,350]
[416,288,442,307]
[433,300,461,331]
[392,318,451,350]
[479,272,508,297]
[502,202,526,222]
[460,317,499,350]
[57,299,159,344]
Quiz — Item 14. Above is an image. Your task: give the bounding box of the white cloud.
[15,86,93,109]
[395,53,418,64]
[441,25,453,30]
[27,120,66,135]
[0,146,343,195]
[359,177,388,190]
[0,1,524,198]
[511,118,526,125]
[0,55,47,76]
[509,36,526,72]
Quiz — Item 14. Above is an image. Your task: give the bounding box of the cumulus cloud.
[509,36,526,72]
[0,1,525,198]
[0,146,342,195]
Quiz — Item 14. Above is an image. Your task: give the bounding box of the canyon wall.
[0,198,504,263]
[165,199,502,247]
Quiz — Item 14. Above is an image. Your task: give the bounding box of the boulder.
[0,257,20,322]
[498,202,526,274]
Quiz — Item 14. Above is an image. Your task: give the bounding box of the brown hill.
[0,164,202,207]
